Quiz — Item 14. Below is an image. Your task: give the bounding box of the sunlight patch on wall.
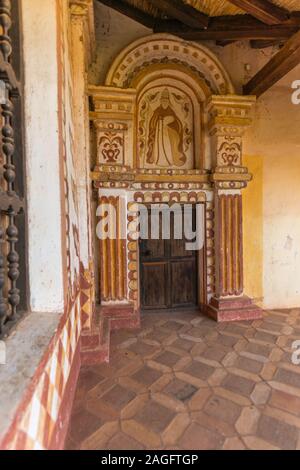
[243,154,263,305]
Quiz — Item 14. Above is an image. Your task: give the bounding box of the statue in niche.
[146,89,187,167]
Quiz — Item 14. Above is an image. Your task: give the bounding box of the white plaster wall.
[91,3,300,309]
[22,0,65,312]
[89,2,150,85]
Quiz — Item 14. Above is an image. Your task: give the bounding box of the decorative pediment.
[105,34,235,95]
[90,34,257,187]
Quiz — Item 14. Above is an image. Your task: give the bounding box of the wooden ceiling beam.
[147,0,209,29]
[244,30,300,96]
[154,14,300,41]
[250,39,284,48]
[227,0,289,26]
[96,0,155,29]
[216,40,237,47]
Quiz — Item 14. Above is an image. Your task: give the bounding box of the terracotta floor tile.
[162,320,185,331]
[234,356,264,374]
[217,334,240,348]
[187,326,213,339]
[274,367,300,389]
[191,410,236,437]
[269,389,300,416]
[128,341,158,357]
[77,368,105,391]
[221,373,256,397]
[107,432,144,450]
[134,399,176,434]
[145,330,170,343]
[254,331,278,344]
[204,395,242,425]
[131,365,162,386]
[179,422,224,450]
[64,435,78,450]
[163,378,198,402]
[183,360,215,381]
[69,409,104,445]
[245,341,272,358]
[201,345,230,362]
[66,309,300,450]
[219,324,248,337]
[257,414,299,450]
[101,384,136,411]
[171,337,195,352]
[154,350,181,368]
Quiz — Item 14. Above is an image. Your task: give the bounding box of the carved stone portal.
[90,34,263,324]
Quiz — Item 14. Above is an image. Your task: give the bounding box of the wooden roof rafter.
[154,14,300,41]
[227,0,290,25]
[96,0,300,97]
[97,0,156,29]
[244,29,300,96]
[146,0,209,29]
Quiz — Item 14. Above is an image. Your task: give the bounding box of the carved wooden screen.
[0,0,25,338]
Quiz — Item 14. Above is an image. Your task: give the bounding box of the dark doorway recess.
[140,205,198,311]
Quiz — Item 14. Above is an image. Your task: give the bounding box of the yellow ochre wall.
[243,154,263,305]
[243,80,300,309]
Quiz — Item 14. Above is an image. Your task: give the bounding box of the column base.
[206,296,263,322]
[101,303,140,330]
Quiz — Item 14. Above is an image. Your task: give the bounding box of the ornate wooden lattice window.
[0,0,26,338]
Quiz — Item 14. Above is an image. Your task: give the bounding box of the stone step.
[80,315,111,365]
[210,296,254,310]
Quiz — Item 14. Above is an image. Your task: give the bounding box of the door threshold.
[141,305,200,314]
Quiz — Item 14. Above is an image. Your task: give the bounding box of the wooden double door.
[140,205,198,310]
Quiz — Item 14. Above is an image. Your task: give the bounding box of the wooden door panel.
[171,259,197,307]
[140,210,166,259]
[140,205,198,311]
[170,238,194,258]
[141,238,166,259]
[141,262,169,309]
[170,206,195,258]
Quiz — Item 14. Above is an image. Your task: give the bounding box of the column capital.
[206,94,256,137]
[69,0,95,66]
[207,95,256,189]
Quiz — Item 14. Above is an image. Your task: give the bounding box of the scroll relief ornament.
[217,135,242,167]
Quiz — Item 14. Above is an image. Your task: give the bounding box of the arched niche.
[136,76,201,170]
[90,34,235,173]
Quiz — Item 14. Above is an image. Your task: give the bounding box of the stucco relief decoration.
[105,35,235,96]
[218,135,242,166]
[59,1,81,302]
[138,86,194,169]
[97,122,126,165]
